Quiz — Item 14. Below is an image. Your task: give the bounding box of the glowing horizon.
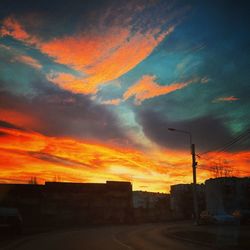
[0,0,249,192]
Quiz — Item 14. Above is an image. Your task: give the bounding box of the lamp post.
[168,128,199,225]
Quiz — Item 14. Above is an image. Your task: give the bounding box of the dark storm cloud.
[0,89,130,144]
[137,109,250,153]
[0,0,163,40]
[0,120,24,131]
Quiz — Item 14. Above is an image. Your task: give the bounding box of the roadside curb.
[163,231,213,248]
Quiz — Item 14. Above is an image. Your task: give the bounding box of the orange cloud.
[0,125,193,192]
[46,72,97,95]
[1,16,175,94]
[78,27,175,90]
[41,27,131,72]
[0,127,46,152]
[213,96,239,103]
[0,16,39,45]
[0,125,249,192]
[42,26,175,94]
[123,75,193,104]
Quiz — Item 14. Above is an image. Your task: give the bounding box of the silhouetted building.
[0,181,133,226]
[205,177,250,215]
[0,184,43,226]
[133,191,171,222]
[170,183,205,219]
[43,181,132,225]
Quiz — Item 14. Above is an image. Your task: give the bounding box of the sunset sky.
[0,0,249,192]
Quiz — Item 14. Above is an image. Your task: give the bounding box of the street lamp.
[168,128,199,225]
[168,128,192,146]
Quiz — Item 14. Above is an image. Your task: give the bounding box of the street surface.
[2,223,212,250]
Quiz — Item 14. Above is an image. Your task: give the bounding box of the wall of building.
[43,181,133,225]
[0,184,44,226]
[205,177,250,215]
[0,181,133,226]
[170,183,205,219]
[133,191,171,222]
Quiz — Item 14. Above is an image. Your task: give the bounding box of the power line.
[216,133,250,153]
[198,166,250,175]
[197,153,250,176]
[199,128,250,155]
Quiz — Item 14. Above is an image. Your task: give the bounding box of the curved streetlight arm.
[168,128,192,151]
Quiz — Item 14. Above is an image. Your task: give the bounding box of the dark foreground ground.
[1,222,250,250]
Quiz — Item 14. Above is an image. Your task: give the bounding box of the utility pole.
[168,128,199,225]
[191,143,199,225]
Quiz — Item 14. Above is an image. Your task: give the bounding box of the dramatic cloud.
[0,120,24,131]
[0,0,249,191]
[137,109,249,152]
[0,9,176,94]
[0,108,41,129]
[0,123,195,192]
[46,72,97,95]
[1,122,249,191]
[0,90,129,144]
[123,75,194,104]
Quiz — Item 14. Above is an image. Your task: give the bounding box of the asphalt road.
[2,223,212,250]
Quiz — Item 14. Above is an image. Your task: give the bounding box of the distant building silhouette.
[205,177,250,215]
[0,181,133,226]
[170,184,205,219]
[0,183,43,226]
[133,191,171,222]
[44,181,133,225]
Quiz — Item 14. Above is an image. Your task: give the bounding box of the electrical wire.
[199,128,250,155]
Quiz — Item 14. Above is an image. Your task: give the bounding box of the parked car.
[0,207,23,234]
[213,214,239,225]
[199,210,239,225]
